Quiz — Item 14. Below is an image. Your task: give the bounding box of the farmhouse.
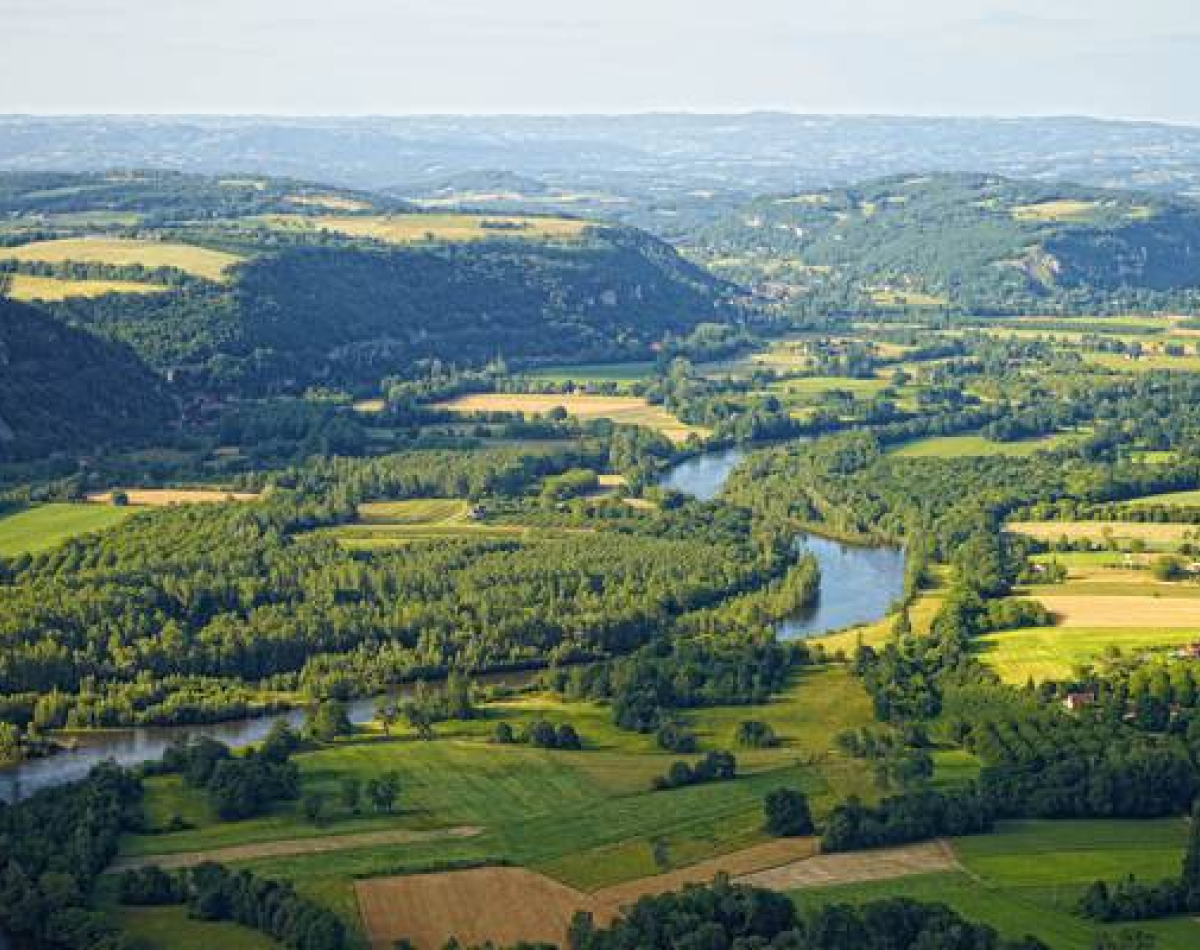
[1062,691,1097,712]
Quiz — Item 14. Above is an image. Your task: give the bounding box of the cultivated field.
[86,488,259,506]
[1008,520,1195,548]
[435,393,703,443]
[356,867,610,950]
[738,839,958,891]
[0,503,134,556]
[977,626,1200,682]
[1033,595,1200,628]
[4,274,167,301]
[266,213,589,245]
[3,237,243,281]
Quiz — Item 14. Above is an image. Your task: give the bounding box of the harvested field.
[435,393,702,443]
[266,212,588,244]
[356,839,953,949]
[736,839,959,891]
[592,837,818,912]
[1008,520,1196,548]
[87,488,258,506]
[4,274,167,301]
[356,867,610,950]
[3,237,242,281]
[110,825,481,872]
[1034,595,1200,628]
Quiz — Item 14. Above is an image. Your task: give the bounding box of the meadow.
[1126,487,1200,507]
[3,236,243,281]
[889,432,1075,459]
[792,818,1196,949]
[1007,520,1196,549]
[0,503,134,556]
[434,392,703,443]
[264,213,589,245]
[4,274,167,301]
[976,626,1200,682]
[520,362,658,383]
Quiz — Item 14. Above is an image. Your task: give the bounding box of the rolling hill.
[0,296,176,461]
[698,173,1200,314]
[0,172,737,396]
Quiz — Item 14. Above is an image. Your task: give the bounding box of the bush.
[763,788,814,837]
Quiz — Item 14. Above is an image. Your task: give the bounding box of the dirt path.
[108,825,482,872]
[735,839,959,890]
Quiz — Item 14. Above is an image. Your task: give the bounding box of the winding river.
[660,447,906,640]
[1,445,904,802]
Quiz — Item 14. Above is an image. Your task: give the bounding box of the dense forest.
[697,173,1200,314]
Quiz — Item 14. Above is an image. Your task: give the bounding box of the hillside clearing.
[4,274,167,301]
[1008,520,1196,547]
[86,488,259,506]
[435,393,703,443]
[0,503,134,556]
[890,433,1074,458]
[3,237,243,281]
[266,212,589,244]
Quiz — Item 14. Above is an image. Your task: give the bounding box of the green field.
[1126,487,1200,507]
[793,818,1197,950]
[976,626,1200,682]
[890,432,1076,458]
[119,667,875,931]
[0,503,134,556]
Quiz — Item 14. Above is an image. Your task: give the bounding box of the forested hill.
[0,297,176,461]
[697,173,1200,314]
[0,171,736,395]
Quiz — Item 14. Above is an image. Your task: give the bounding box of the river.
[1,445,903,802]
[659,446,906,640]
[0,672,534,803]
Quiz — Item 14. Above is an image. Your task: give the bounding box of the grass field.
[434,393,703,443]
[107,903,276,950]
[285,194,373,211]
[890,433,1075,458]
[1088,351,1200,373]
[0,503,134,556]
[976,626,1200,682]
[321,498,540,547]
[1126,487,1200,507]
[792,818,1197,950]
[265,213,588,245]
[4,273,168,301]
[3,236,242,281]
[1011,199,1105,223]
[120,667,875,942]
[1007,520,1196,549]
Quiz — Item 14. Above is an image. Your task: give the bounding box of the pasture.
[3,274,167,301]
[266,213,589,245]
[976,626,1200,682]
[434,392,702,443]
[890,432,1074,459]
[3,236,242,281]
[0,503,134,556]
[792,818,1197,950]
[521,361,657,383]
[1126,487,1200,507]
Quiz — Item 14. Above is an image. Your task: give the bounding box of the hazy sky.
[2,0,1198,123]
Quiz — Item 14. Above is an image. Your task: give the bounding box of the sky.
[2,0,1198,124]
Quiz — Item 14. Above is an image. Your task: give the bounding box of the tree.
[301,790,329,826]
[306,700,352,742]
[375,696,399,735]
[763,788,814,837]
[492,721,516,744]
[366,771,400,814]
[341,776,362,816]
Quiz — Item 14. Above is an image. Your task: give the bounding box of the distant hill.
[0,172,735,395]
[393,169,556,200]
[0,296,176,461]
[698,174,1200,314]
